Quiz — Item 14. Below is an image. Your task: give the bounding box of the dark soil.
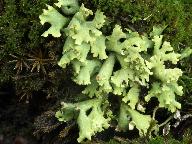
[0,82,39,144]
[0,82,79,144]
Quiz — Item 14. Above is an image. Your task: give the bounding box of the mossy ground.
[0,0,192,143]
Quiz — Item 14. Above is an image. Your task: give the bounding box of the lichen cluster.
[39,0,188,143]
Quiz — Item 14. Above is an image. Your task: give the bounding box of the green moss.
[0,0,58,55]
[0,0,67,100]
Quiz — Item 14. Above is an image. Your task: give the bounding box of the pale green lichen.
[39,5,69,37]
[90,35,108,60]
[145,82,183,112]
[65,5,105,45]
[118,103,154,136]
[40,1,184,142]
[106,25,127,54]
[96,53,115,93]
[150,36,182,83]
[55,0,80,15]
[56,98,111,143]
[122,84,140,109]
[73,59,101,85]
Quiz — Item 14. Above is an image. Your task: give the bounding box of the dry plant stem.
[152,106,174,128]
[159,115,174,128]
[152,106,159,120]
